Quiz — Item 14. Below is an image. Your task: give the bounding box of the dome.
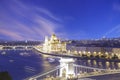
[52,34,56,37]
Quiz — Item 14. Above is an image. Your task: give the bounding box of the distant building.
[0,45,2,50]
[43,34,66,53]
[66,45,114,55]
[112,48,120,54]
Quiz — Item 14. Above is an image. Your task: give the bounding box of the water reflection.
[1,50,120,80]
[98,61,102,68]
[118,63,120,68]
[0,50,58,80]
[76,59,120,70]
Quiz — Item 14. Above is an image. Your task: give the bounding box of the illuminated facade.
[0,45,2,50]
[59,58,75,78]
[43,34,66,53]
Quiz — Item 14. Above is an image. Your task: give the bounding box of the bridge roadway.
[24,65,65,80]
[74,64,120,79]
[77,70,120,79]
[24,64,120,80]
[0,45,34,50]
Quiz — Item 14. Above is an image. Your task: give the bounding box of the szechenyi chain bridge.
[1,34,120,80]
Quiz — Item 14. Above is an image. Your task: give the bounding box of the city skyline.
[0,0,120,40]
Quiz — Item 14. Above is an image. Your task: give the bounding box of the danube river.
[0,50,120,80]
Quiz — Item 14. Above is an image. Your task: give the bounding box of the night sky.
[0,0,120,40]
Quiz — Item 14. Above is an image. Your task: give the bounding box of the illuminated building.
[43,34,66,53]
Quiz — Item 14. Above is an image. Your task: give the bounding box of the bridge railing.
[74,64,120,78]
[24,65,66,80]
[0,45,34,50]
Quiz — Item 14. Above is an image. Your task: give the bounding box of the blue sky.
[0,0,120,40]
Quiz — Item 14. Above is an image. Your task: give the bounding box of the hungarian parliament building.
[41,34,120,59]
[43,34,66,53]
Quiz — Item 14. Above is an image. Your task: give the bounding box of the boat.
[47,58,55,62]
[1,51,6,55]
[9,60,14,62]
[20,52,30,56]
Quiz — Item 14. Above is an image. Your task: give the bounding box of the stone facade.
[43,34,66,53]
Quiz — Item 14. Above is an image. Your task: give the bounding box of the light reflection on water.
[76,59,120,69]
[76,59,120,80]
[0,50,120,80]
[0,50,58,80]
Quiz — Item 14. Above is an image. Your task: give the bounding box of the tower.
[43,36,49,52]
[59,58,75,78]
[45,36,49,43]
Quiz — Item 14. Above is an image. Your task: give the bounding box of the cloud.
[0,0,65,40]
[0,29,24,40]
[35,7,62,22]
[113,3,120,12]
[103,24,120,38]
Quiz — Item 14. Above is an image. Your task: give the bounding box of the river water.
[0,50,120,80]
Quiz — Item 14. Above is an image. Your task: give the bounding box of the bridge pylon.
[59,58,75,78]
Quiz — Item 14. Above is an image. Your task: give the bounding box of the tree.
[0,71,12,80]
